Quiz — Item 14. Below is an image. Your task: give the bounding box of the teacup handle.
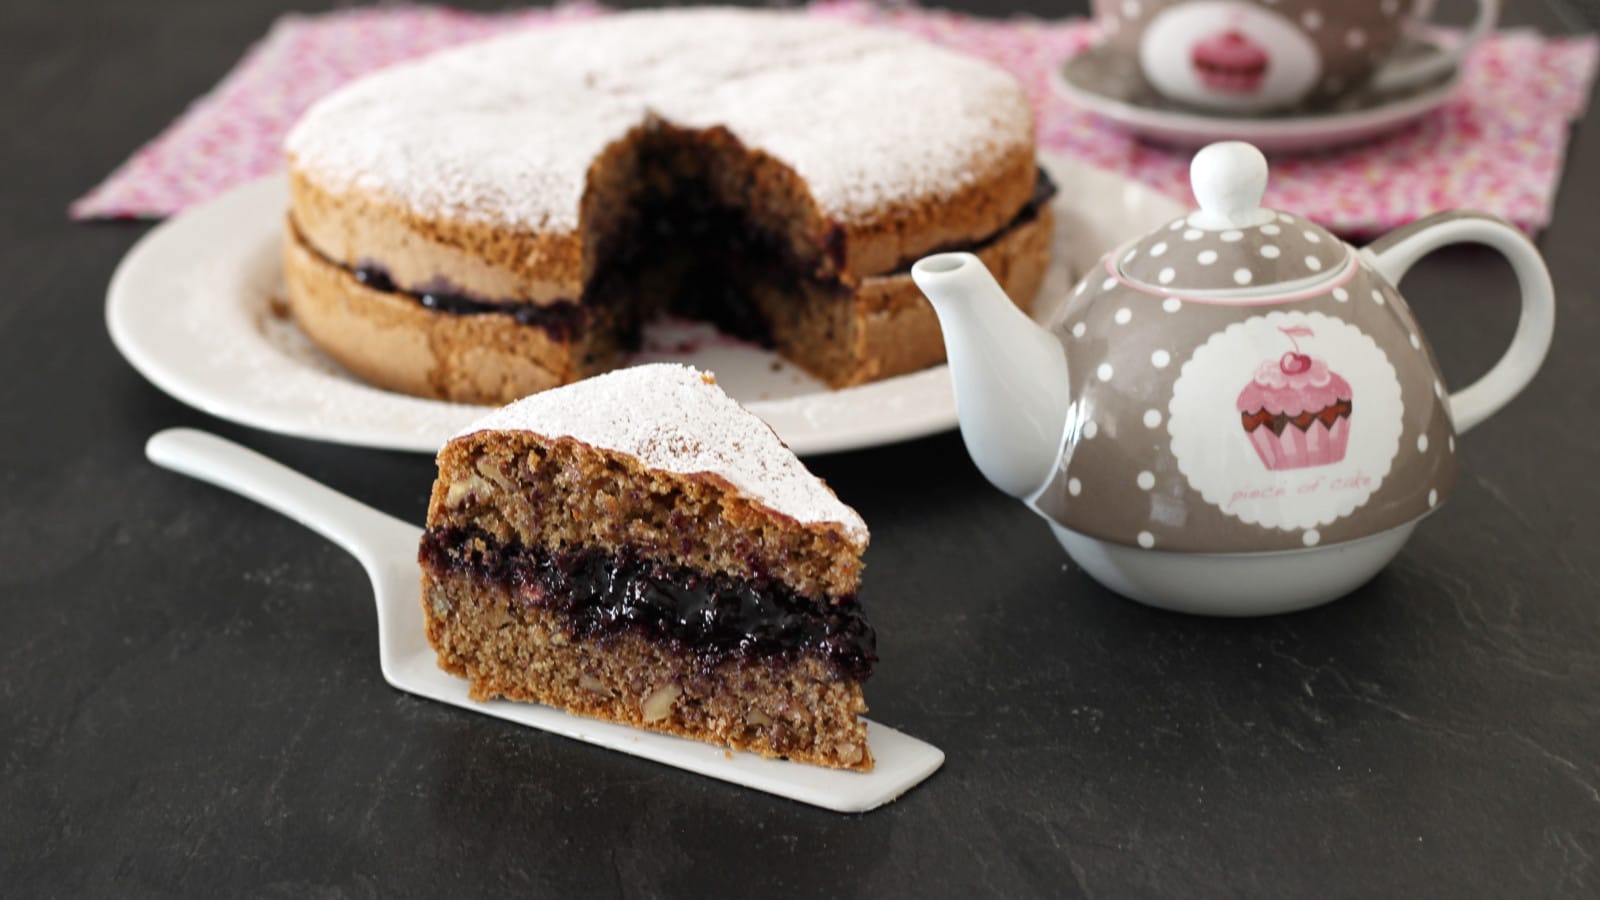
[1371,0,1500,94]
[1362,211,1554,435]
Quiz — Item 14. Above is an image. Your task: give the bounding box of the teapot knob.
[1190,142,1272,230]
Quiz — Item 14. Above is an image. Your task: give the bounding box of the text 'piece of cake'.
[419,364,877,770]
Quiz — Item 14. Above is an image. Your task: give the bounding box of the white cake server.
[145,428,944,813]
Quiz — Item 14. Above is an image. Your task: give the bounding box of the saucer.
[1051,36,1462,153]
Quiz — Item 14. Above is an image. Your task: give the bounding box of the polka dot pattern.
[1118,214,1345,293]
[1042,216,1456,556]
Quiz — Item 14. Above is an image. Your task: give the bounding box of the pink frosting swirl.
[1236,355,1352,417]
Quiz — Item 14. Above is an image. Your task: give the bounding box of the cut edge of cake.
[419,364,877,770]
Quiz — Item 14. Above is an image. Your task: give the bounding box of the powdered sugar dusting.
[285,8,1031,231]
[455,364,868,542]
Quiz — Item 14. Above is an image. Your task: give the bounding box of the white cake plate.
[107,153,1184,455]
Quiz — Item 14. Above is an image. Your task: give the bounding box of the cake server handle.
[145,428,420,572]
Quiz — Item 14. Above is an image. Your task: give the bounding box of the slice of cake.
[418,364,876,770]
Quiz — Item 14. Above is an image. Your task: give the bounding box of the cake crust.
[285,206,1053,404]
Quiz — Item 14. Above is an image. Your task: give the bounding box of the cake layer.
[284,202,1053,403]
[429,408,866,599]
[422,567,873,770]
[285,230,586,399]
[296,166,1058,314]
[419,527,875,680]
[285,10,1038,291]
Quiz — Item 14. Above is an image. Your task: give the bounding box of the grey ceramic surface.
[1092,0,1425,111]
[1062,32,1459,116]
[1036,217,1459,553]
[1119,210,1346,291]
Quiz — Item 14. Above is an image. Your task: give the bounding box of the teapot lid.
[1117,143,1347,296]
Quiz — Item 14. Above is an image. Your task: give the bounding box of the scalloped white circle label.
[1167,311,1402,532]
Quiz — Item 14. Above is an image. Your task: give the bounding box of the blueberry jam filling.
[315,166,1057,343]
[419,528,876,680]
[350,263,589,341]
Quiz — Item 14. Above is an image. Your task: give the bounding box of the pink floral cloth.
[70,1,1598,235]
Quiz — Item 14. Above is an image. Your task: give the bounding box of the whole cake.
[418,364,876,769]
[284,8,1053,404]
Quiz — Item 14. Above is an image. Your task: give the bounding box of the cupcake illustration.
[1237,326,1353,471]
[1191,29,1270,96]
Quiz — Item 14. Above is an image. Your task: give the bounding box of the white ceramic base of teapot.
[1046,519,1417,617]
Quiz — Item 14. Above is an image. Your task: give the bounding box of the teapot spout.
[912,252,1071,498]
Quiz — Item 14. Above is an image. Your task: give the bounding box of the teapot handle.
[1361,211,1554,435]
[1370,0,1500,95]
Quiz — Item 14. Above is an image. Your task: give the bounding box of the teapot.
[911,142,1554,616]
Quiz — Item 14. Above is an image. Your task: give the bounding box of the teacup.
[1091,0,1499,114]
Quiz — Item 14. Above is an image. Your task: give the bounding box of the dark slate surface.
[3,0,1597,896]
